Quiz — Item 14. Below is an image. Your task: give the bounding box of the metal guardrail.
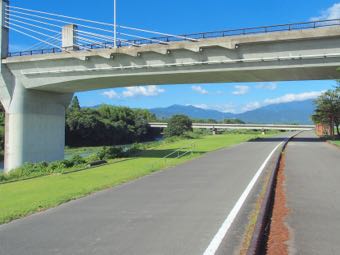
[150,142,196,169]
[7,19,340,57]
[149,122,315,131]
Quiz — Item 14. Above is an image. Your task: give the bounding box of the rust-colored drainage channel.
[246,134,297,255]
[266,152,290,255]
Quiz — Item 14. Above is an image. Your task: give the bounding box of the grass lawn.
[0,132,277,225]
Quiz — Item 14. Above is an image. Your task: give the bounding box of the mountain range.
[150,100,315,124]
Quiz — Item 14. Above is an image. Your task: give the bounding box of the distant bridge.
[0,1,338,171]
[149,122,315,131]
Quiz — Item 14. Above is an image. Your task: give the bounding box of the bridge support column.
[3,82,72,173]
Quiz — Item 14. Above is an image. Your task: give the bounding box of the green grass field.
[0,132,276,225]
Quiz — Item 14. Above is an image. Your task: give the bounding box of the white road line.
[203,141,284,255]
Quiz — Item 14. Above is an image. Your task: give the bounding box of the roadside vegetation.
[0,139,177,183]
[312,83,340,137]
[0,130,279,224]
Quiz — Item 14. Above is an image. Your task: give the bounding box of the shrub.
[60,159,74,168]
[96,146,124,160]
[126,143,144,156]
[70,155,86,165]
[0,154,89,183]
[6,162,49,179]
[0,173,6,182]
[47,161,67,172]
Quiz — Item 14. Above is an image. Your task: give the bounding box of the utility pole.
[114,0,117,48]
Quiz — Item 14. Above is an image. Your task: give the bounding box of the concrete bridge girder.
[3,27,340,94]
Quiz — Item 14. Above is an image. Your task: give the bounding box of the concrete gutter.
[246,132,301,255]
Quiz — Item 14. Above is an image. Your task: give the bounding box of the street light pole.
[114,0,117,48]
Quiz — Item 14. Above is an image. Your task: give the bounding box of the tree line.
[66,97,159,147]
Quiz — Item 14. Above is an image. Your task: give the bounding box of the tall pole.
[114,0,117,48]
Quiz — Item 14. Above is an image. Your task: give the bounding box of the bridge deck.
[6,18,340,58]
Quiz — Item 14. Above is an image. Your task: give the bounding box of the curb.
[246,132,301,255]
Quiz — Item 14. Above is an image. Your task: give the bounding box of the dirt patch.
[266,152,290,255]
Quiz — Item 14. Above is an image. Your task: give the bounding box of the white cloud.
[102,90,119,99]
[214,103,237,113]
[241,102,262,112]
[190,104,210,109]
[232,85,250,95]
[192,85,209,95]
[189,103,237,113]
[311,3,340,20]
[263,91,324,105]
[122,85,165,98]
[186,91,322,114]
[240,91,324,112]
[256,82,278,90]
[101,85,165,99]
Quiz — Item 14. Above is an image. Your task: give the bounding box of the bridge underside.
[18,64,340,93]
[1,26,340,171]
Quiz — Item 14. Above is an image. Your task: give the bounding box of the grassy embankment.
[0,131,277,225]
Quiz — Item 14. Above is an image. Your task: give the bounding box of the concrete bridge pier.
[2,81,72,172]
[0,0,73,172]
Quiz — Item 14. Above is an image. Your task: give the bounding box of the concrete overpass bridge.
[1,1,339,171]
[149,122,315,131]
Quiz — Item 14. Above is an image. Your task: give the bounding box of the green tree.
[65,104,159,147]
[164,115,193,137]
[68,96,81,112]
[312,84,340,136]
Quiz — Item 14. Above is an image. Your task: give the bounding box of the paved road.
[0,134,291,255]
[285,131,340,255]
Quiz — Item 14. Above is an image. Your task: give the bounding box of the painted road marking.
[203,141,284,255]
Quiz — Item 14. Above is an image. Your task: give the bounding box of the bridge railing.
[8,19,340,57]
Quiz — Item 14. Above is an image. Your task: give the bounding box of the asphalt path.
[0,133,292,255]
[285,131,340,255]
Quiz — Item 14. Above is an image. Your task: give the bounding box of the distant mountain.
[236,100,315,124]
[150,104,235,120]
[150,100,315,124]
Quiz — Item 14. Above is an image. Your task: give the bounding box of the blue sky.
[8,0,340,113]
